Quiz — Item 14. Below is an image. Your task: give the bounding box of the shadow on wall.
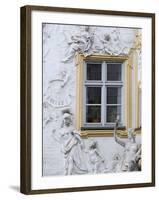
[9,185,20,192]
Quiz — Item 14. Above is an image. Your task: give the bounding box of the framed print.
[20,5,155,194]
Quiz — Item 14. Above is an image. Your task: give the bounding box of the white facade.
[42,24,141,176]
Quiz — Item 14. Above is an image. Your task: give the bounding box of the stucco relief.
[42,24,141,176]
[134,30,142,86]
[62,26,95,62]
[42,24,53,63]
[50,112,141,174]
[62,27,135,62]
[113,118,141,172]
[43,70,72,109]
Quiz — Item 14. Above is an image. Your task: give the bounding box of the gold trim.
[138,84,142,128]
[127,52,133,128]
[135,51,139,128]
[75,53,134,137]
[83,54,129,61]
[75,53,84,131]
[80,129,141,138]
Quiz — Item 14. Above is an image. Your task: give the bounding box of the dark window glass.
[86,87,101,104]
[107,63,122,81]
[87,63,102,80]
[106,106,121,123]
[86,106,101,123]
[107,87,121,104]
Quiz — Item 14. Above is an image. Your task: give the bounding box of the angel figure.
[88,140,107,173]
[110,153,122,173]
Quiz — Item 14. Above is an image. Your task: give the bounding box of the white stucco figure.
[62,26,94,62]
[52,112,88,175]
[114,119,141,172]
[87,140,107,173]
[135,144,142,171]
[110,153,122,172]
[99,29,125,55]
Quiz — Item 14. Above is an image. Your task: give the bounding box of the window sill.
[81,126,126,131]
[79,126,127,137]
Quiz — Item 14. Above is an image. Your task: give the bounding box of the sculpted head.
[63,112,72,126]
[89,140,98,150]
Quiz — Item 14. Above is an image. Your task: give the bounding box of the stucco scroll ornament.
[134,30,142,82]
[62,26,94,62]
[114,117,141,172]
[52,112,88,175]
[44,70,71,108]
[134,31,141,50]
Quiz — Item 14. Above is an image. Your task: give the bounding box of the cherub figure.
[100,29,123,55]
[110,153,122,172]
[88,140,106,173]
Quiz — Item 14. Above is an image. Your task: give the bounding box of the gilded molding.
[75,53,135,137]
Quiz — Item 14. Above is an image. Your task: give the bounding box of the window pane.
[86,106,101,123]
[106,106,121,123]
[87,63,102,80]
[107,87,121,104]
[107,63,122,81]
[86,87,101,104]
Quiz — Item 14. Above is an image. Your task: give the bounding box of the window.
[84,61,123,128]
[75,53,133,136]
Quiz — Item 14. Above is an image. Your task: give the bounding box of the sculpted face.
[64,118,71,126]
[63,113,72,126]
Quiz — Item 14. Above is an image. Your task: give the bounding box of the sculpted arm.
[73,130,85,149]
[114,119,126,148]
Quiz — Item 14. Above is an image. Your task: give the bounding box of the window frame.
[83,61,124,128]
[75,53,133,137]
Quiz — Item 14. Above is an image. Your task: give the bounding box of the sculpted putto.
[87,140,107,173]
[99,29,124,55]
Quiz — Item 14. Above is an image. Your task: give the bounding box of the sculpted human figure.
[88,140,106,173]
[62,26,94,62]
[52,112,88,175]
[114,119,141,172]
[110,153,122,173]
[100,29,123,55]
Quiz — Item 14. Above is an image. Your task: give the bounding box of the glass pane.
[106,106,121,123]
[87,63,102,80]
[107,63,122,81]
[107,87,121,104]
[86,106,101,123]
[86,87,101,104]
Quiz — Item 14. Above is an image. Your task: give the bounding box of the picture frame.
[20,5,155,194]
